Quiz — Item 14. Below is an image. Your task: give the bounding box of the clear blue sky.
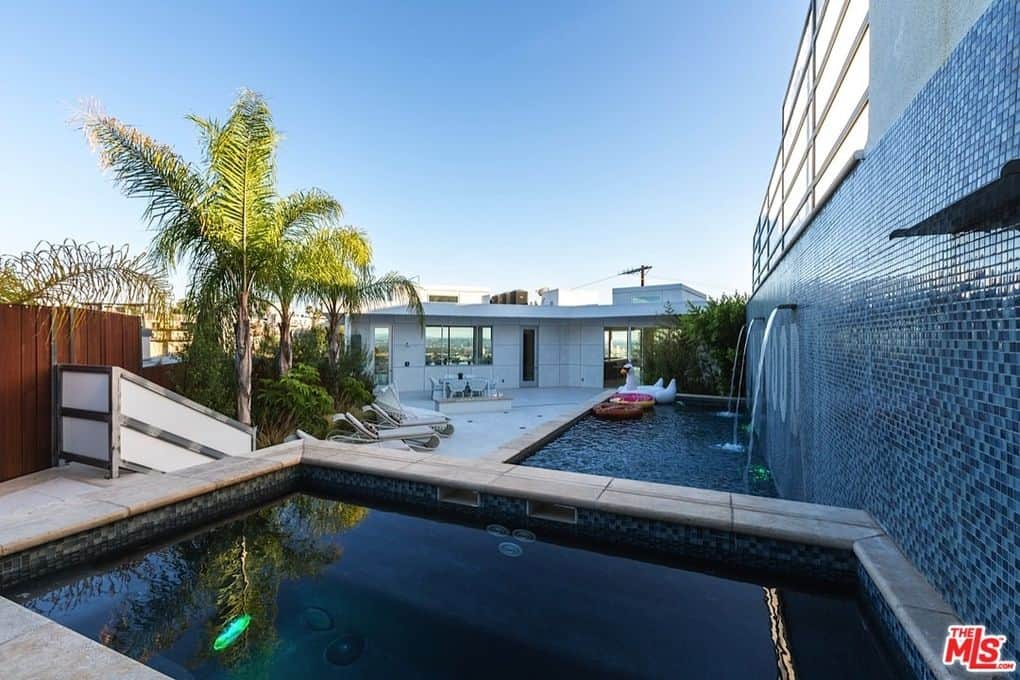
[0,1,804,301]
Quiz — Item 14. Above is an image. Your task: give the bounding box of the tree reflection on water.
[24,495,367,677]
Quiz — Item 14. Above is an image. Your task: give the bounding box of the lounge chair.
[373,385,456,436]
[328,412,440,451]
[364,403,455,437]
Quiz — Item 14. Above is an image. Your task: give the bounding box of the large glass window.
[425,326,492,366]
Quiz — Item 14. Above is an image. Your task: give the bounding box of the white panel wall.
[119,378,252,455]
[119,426,218,472]
[62,371,110,412]
[537,323,561,387]
[61,416,109,461]
[579,321,605,387]
[492,322,521,389]
[390,320,426,392]
[357,314,665,392]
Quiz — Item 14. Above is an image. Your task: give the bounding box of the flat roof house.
[350,282,706,394]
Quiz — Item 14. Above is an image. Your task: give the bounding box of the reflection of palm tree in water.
[84,496,368,675]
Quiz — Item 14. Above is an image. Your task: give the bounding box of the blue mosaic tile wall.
[747,0,1019,658]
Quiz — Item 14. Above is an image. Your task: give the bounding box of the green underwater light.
[213,614,252,651]
[749,464,772,482]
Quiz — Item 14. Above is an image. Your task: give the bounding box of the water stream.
[730,317,759,446]
[721,323,748,417]
[744,305,794,483]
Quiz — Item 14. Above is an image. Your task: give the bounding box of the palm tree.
[0,239,169,314]
[311,266,424,370]
[80,90,336,424]
[262,218,370,376]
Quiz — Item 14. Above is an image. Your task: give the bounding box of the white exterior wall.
[355,315,653,394]
[611,284,706,310]
[868,0,991,149]
[538,288,600,306]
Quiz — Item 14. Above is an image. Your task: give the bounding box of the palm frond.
[339,269,424,329]
[77,103,207,270]
[0,239,171,316]
[274,190,344,242]
[202,90,278,253]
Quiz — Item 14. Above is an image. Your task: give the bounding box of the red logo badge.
[942,625,1016,673]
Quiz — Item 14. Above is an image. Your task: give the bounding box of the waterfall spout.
[725,323,748,415]
[744,305,796,484]
[730,317,762,445]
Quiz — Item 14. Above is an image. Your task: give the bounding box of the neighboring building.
[537,288,599,306]
[610,282,705,309]
[416,284,491,305]
[351,283,707,392]
[747,0,1015,660]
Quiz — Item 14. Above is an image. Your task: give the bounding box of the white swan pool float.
[617,363,677,404]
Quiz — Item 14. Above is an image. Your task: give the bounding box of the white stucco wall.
[352,316,649,393]
[611,283,706,310]
[868,0,991,148]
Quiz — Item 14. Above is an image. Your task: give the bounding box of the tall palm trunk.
[278,312,293,376]
[326,310,341,370]
[236,292,253,424]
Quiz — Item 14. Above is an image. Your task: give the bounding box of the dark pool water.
[7,494,902,679]
[523,404,779,497]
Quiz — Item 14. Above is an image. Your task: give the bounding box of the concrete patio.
[399,386,607,459]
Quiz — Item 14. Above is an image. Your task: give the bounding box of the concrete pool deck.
[399,387,611,459]
[0,417,969,678]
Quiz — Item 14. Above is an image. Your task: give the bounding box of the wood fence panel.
[0,306,22,481]
[35,309,53,475]
[20,307,39,475]
[0,304,142,482]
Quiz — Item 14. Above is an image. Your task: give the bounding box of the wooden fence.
[0,304,142,482]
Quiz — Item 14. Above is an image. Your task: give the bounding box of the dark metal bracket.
[889,159,1020,239]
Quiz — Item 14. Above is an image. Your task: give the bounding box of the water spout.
[724,323,748,415]
[744,305,796,483]
[730,317,762,445]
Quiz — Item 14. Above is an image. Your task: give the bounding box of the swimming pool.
[521,404,778,496]
[7,493,901,678]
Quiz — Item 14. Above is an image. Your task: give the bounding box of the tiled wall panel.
[748,0,1019,656]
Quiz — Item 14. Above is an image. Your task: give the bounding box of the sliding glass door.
[372,327,390,386]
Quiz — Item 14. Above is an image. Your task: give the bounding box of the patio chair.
[467,378,488,397]
[328,412,440,451]
[447,379,467,398]
[429,376,446,401]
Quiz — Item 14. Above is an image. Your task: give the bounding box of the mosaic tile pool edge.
[0,468,298,589]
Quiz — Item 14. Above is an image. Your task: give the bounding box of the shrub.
[254,363,333,446]
[292,326,327,366]
[641,293,748,396]
[174,317,236,418]
[333,376,373,413]
[318,343,374,411]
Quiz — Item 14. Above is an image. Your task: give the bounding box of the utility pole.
[620,265,653,287]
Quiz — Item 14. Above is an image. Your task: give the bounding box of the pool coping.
[0,437,968,679]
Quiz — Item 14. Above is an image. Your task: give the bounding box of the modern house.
[350,282,707,393]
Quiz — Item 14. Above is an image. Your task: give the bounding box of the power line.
[569,272,623,290]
